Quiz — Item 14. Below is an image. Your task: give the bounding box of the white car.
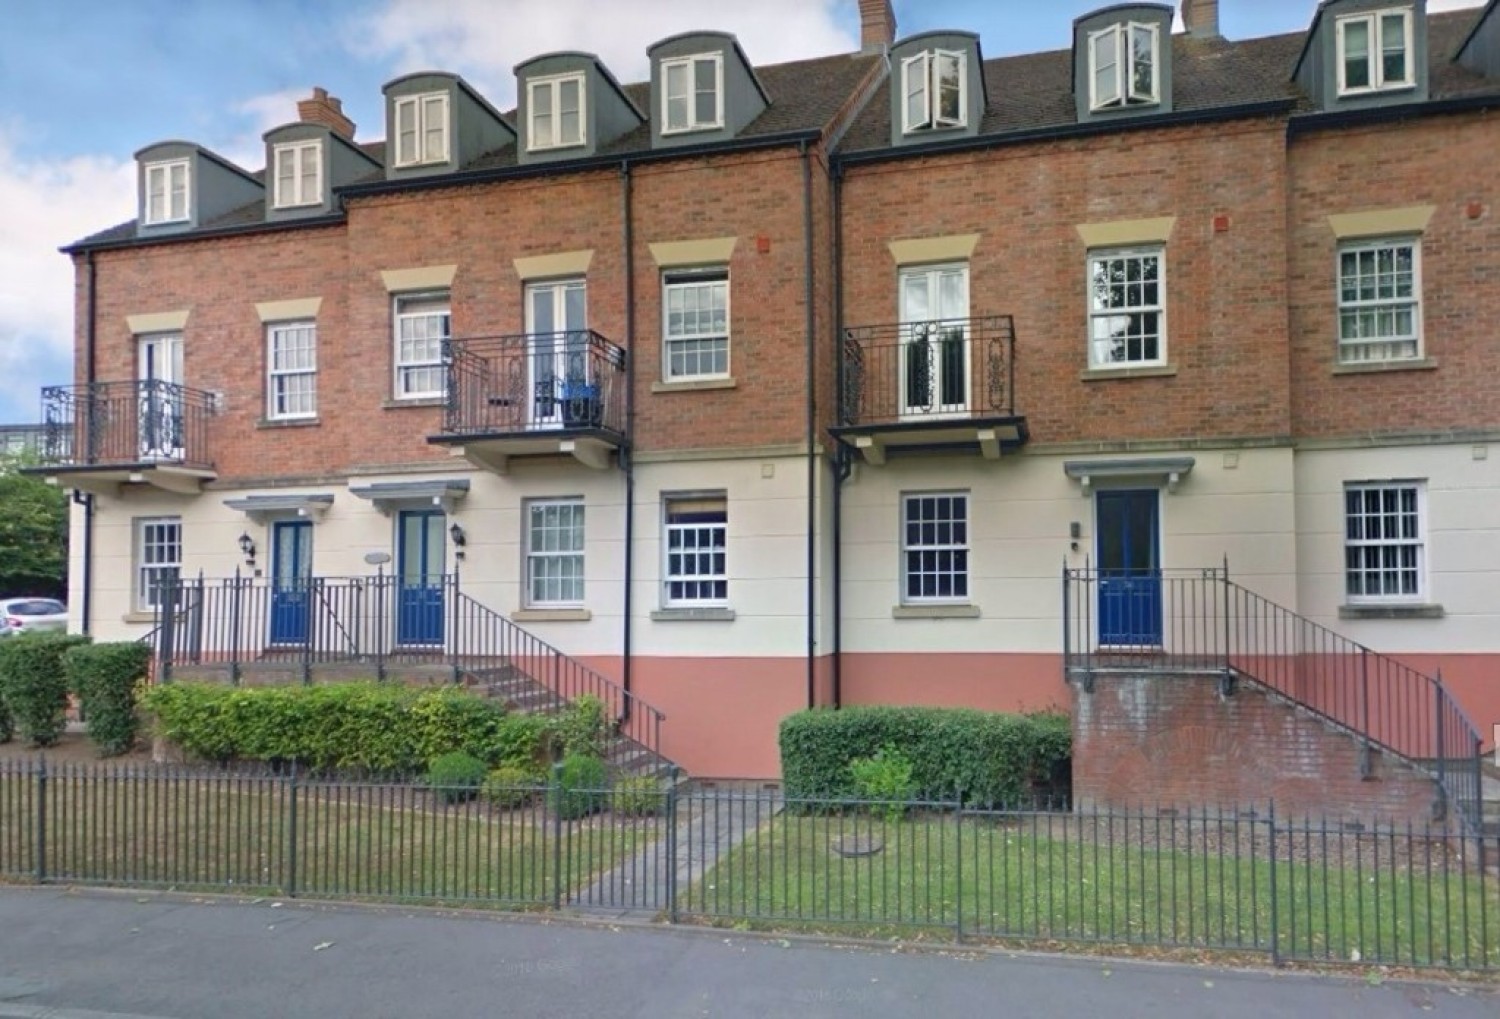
[0,598,68,638]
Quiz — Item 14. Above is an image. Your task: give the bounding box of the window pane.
[397,99,416,162]
[1093,28,1120,106]
[901,494,969,603]
[1343,19,1371,89]
[665,62,688,130]
[1130,25,1155,100]
[936,53,962,124]
[559,79,581,144]
[904,54,928,129]
[1381,14,1407,83]
[694,58,717,125]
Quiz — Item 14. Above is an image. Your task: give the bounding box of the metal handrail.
[39,379,216,469]
[839,315,1017,426]
[440,330,627,439]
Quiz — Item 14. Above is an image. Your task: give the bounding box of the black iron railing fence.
[39,379,216,468]
[440,331,627,439]
[151,573,664,771]
[839,316,1016,427]
[1063,565,1486,834]
[1,764,1494,971]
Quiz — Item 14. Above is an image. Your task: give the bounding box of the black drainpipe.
[830,162,848,709]
[77,250,98,635]
[620,162,636,716]
[801,142,817,710]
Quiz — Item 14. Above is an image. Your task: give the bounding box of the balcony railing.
[439,331,627,440]
[839,316,1016,428]
[39,380,216,470]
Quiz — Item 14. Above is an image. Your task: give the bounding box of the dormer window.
[902,50,966,134]
[272,141,321,208]
[1089,22,1159,110]
[528,73,586,150]
[1337,9,1413,95]
[394,92,449,167]
[662,54,723,134]
[144,159,190,225]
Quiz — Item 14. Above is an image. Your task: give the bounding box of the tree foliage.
[0,452,68,599]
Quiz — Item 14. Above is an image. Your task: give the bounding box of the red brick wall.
[1287,112,1500,438]
[1072,673,1444,827]
[839,118,1293,444]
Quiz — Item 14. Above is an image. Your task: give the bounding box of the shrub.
[427,751,488,804]
[0,633,90,747]
[848,745,916,823]
[64,641,151,756]
[612,774,665,818]
[482,764,544,809]
[552,694,610,759]
[487,712,553,770]
[779,706,1072,808]
[548,753,608,820]
[140,682,510,775]
[0,690,12,743]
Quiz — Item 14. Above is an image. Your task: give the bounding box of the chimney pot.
[859,0,896,52]
[296,86,356,140]
[1181,0,1221,40]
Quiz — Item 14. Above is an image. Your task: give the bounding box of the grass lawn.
[679,809,1500,971]
[0,767,656,907]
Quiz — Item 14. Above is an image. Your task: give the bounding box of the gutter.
[620,162,636,718]
[830,162,848,710]
[801,142,818,711]
[77,251,97,636]
[61,213,346,256]
[1286,93,1500,135]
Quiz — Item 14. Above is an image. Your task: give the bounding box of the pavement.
[0,888,1496,1018]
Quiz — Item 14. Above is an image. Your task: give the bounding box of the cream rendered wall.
[839,446,1298,654]
[1294,443,1500,653]
[631,454,811,657]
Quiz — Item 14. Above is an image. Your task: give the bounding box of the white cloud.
[354,0,858,104]
[0,132,135,419]
[225,88,309,168]
[1427,0,1487,11]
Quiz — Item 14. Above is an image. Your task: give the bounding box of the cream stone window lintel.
[649,237,737,268]
[255,297,323,323]
[380,265,458,293]
[514,250,594,281]
[1075,217,1176,249]
[126,310,190,334]
[1327,206,1436,241]
[887,234,980,266]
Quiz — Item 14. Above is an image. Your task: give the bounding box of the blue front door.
[397,509,445,646]
[269,520,312,646]
[1096,490,1161,646]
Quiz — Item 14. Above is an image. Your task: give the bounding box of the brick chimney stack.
[1181,0,1221,40]
[859,0,897,52]
[297,87,356,140]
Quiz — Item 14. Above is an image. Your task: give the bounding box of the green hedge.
[779,706,1071,807]
[141,683,513,775]
[64,642,151,756]
[0,633,91,747]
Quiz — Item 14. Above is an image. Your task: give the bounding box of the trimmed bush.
[612,774,665,818]
[140,683,511,776]
[427,751,488,804]
[482,764,544,809]
[0,633,90,747]
[64,641,151,756]
[552,694,610,759]
[548,753,608,820]
[487,713,553,770]
[779,706,1071,808]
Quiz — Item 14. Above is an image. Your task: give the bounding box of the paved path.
[0,887,1494,1019]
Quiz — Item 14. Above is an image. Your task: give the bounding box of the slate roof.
[66,8,1498,251]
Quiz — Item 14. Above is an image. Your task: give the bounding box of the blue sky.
[0,0,1485,421]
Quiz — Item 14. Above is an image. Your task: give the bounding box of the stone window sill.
[381,397,446,409]
[891,604,981,620]
[1331,357,1438,376]
[121,611,156,624]
[1079,363,1178,382]
[510,608,592,623]
[257,417,321,430]
[651,377,737,394]
[1339,603,1444,620]
[650,607,736,622]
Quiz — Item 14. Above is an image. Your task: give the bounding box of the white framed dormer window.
[1345,481,1425,603]
[394,92,449,166]
[1338,238,1421,363]
[1090,22,1160,110]
[393,293,450,399]
[663,496,727,607]
[902,492,969,604]
[144,159,190,225]
[663,270,729,380]
[662,53,724,134]
[267,321,317,420]
[1337,9,1414,95]
[135,516,182,612]
[529,73,586,151]
[1088,246,1166,368]
[526,499,585,608]
[273,141,321,208]
[902,49,966,134]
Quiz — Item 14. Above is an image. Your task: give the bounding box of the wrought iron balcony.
[36,380,217,480]
[432,331,628,472]
[833,316,1026,464]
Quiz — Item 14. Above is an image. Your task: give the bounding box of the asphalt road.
[0,888,1493,1018]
